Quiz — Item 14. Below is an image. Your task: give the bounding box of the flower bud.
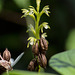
[3,48,11,61]
[0,59,13,75]
[32,42,39,55]
[28,59,37,71]
[40,37,48,51]
[41,51,46,55]
[38,54,42,66]
[38,54,47,68]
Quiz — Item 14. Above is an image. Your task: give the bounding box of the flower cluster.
[21,0,50,47]
[21,0,50,71]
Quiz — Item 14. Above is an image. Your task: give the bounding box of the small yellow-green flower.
[21,9,29,17]
[26,24,36,36]
[27,37,37,48]
[39,22,50,33]
[40,5,50,17]
[41,33,47,38]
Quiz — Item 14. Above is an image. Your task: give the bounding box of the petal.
[41,33,47,38]
[30,41,34,45]
[44,25,50,29]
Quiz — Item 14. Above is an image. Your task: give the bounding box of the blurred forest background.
[0,0,75,73]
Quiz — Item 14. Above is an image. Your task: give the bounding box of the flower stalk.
[21,0,50,72]
[35,12,40,39]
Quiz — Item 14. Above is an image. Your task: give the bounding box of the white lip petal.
[45,25,48,29]
[30,41,34,45]
[29,11,32,15]
[27,10,29,13]
[46,10,48,14]
[42,36,45,38]
[42,35,45,38]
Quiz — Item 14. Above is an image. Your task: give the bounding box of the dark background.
[0,0,75,74]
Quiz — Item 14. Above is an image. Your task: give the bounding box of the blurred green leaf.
[13,0,30,8]
[0,0,3,12]
[2,70,56,75]
[49,49,75,75]
[65,29,75,50]
[0,34,22,49]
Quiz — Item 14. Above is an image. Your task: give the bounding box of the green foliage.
[0,0,3,12]
[2,70,56,75]
[49,49,75,75]
[0,34,22,49]
[65,29,75,50]
[13,0,30,8]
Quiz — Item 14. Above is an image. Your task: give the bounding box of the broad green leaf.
[13,0,30,8]
[49,49,75,75]
[2,70,56,75]
[65,29,75,50]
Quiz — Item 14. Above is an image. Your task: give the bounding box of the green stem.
[6,70,9,75]
[35,0,41,39]
[38,65,41,72]
[36,56,41,72]
[35,12,40,39]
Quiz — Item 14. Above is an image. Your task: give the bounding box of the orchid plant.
[21,0,50,48]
